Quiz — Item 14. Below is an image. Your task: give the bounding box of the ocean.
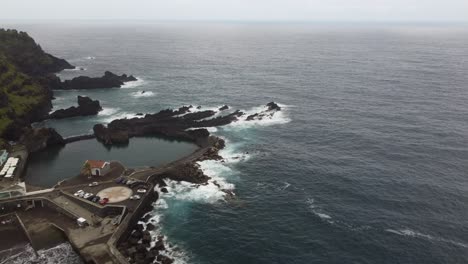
[4,22,468,263]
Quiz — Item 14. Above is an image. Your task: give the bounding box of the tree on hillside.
[81,162,92,178]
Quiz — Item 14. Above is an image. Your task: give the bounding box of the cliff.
[0,28,74,76]
[0,56,53,141]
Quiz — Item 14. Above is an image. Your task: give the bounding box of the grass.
[0,56,48,137]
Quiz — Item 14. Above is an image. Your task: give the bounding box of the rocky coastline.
[55,71,137,90]
[0,27,286,264]
[48,95,102,119]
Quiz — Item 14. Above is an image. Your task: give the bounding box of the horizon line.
[1,19,468,25]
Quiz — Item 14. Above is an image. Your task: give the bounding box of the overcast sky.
[2,0,468,22]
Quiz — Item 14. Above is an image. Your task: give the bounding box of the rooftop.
[85,160,108,169]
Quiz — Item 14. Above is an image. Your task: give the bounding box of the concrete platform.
[97,187,133,204]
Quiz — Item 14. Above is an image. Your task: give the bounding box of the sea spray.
[140,102,289,262]
[131,91,156,97]
[121,77,145,89]
[1,243,82,264]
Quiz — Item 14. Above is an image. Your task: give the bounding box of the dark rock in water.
[56,71,137,90]
[157,163,210,184]
[136,223,144,232]
[246,113,259,121]
[157,255,174,264]
[219,105,229,111]
[153,240,165,251]
[142,231,152,244]
[131,230,143,239]
[19,127,65,152]
[141,91,146,94]
[127,247,137,257]
[129,237,139,246]
[136,113,144,116]
[246,102,281,121]
[160,188,168,193]
[196,106,202,109]
[136,244,147,254]
[266,101,281,111]
[146,223,156,231]
[144,251,156,263]
[48,96,102,119]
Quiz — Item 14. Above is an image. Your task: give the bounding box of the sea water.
[4,22,468,263]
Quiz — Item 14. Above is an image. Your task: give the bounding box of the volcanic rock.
[48,96,102,119]
[219,105,229,111]
[57,71,137,90]
[19,127,65,152]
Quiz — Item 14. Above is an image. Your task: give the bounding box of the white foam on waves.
[63,66,86,72]
[227,103,291,129]
[98,107,120,116]
[121,77,145,89]
[98,107,141,123]
[2,243,82,264]
[138,202,189,264]
[306,198,333,223]
[131,91,155,97]
[386,228,468,248]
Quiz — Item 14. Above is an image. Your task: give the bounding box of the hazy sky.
[2,0,468,22]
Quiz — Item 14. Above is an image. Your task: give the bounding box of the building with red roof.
[84,160,110,176]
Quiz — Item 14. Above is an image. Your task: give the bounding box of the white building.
[85,160,111,176]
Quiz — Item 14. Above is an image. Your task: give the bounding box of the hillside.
[0,29,73,76]
[0,29,74,144]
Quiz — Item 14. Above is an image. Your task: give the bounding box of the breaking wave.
[131,91,155,97]
[139,102,290,263]
[226,103,291,130]
[1,243,82,264]
[98,107,120,116]
[386,228,468,248]
[62,66,86,72]
[97,107,141,123]
[121,77,145,89]
[306,198,334,223]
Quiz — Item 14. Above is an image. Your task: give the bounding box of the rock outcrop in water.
[56,71,137,90]
[93,102,281,146]
[246,102,281,121]
[48,96,102,119]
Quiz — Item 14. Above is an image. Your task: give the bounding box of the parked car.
[99,198,109,205]
[92,196,100,203]
[121,178,128,184]
[83,193,93,199]
[115,177,123,184]
[78,192,86,198]
[74,190,84,196]
[130,195,141,200]
[126,180,135,186]
[136,189,147,194]
[86,195,95,201]
[88,182,99,187]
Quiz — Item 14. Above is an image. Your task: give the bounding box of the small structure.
[84,160,111,176]
[0,150,8,166]
[77,217,87,227]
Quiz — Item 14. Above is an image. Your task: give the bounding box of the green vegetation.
[0,28,74,140]
[0,55,48,136]
[0,28,72,76]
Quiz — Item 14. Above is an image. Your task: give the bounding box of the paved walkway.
[52,196,100,224]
